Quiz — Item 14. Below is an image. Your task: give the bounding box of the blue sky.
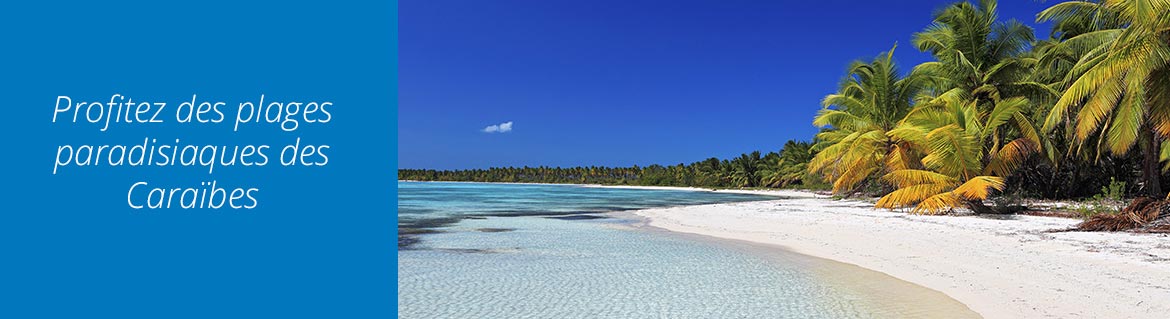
[399,0,1054,169]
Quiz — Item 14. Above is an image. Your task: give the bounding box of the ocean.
[397,181,944,318]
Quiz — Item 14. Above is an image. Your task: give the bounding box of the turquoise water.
[397,182,884,318]
[398,181,774,222]
[397,181,776,248]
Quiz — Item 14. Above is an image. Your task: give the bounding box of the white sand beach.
[621,188,1170,318]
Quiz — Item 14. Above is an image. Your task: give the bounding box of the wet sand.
[612,211,980,318]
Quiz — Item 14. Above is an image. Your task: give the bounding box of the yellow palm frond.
[875,182,954,210]
[921,124,982,179]
[983,138,1039,176]
[888,125,930,150]
[813,109,873,131]
[808,132,859,174]
[1012,113,1053,162]
[885,143,918,172]
[983,97,1029,139]
[1073,78,1123,140]
[952,176,1006,200]
[882,169,957,188]
[832,156,879,193]
[1104,71,1149,155]
[914,192,962,215]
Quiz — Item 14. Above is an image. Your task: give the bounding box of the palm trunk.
[965,199,1026,215]
[1141,128,1163,196]
[965,200,997,214]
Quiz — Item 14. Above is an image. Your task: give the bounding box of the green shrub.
[1072,178,1126,219]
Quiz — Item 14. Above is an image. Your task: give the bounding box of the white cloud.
[482,121,514,133]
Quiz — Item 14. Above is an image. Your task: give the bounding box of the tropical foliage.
[875,95,1035,214]
[868,0,1051,214]
[812,0,1168,214]
[760,141,817,188]
[1038,0,1170,195]
[809,45,924,195]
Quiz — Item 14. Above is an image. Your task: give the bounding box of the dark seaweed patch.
[475,228,515,233]
[435,248,504,254]
[399,234,422,249]
[399,210,612,250]
[545,214,608,220]
[475,210,601,218]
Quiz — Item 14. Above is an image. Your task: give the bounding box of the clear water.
[397,182,906,318]
[398,181,775,226]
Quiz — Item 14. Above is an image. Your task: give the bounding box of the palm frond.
[952,175,1006,200]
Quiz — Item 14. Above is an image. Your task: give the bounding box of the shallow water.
[398,181,774,223]
[397,182,977,318]
[397,181,775,248]
[400,216,883,318]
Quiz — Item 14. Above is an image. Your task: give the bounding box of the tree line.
[399,140,825,189]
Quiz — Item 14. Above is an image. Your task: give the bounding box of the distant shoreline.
[397,179,807,197]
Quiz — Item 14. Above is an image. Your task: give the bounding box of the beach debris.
[1077,197,1170,232]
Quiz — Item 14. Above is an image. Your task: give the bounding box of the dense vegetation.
[399,140,828,189]
[402,0,1170,215]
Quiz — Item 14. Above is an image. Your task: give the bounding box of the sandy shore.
[625,190,1170,318]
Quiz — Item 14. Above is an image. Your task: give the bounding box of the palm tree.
[808,45,925,194]
[877,95,1035,214]
[760,140,815,188]
[912,0,1055,110]
[875,0,1049,214]
[1038,0,1170,195]
[729,151,762,187]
